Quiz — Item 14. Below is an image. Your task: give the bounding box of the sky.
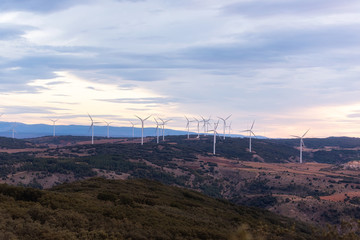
[1,0,360,138]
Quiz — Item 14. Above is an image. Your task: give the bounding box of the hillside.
[0,177,337,240]
[1,135,360,228]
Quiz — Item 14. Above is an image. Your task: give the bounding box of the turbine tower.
[49,119,58,137]
[159,118,171,141]
[291,129,310,164]
[88,114,100,145]
[193,118,200,138]
[129,121,135,138]
[218,114,232,140]
[243,120,256,152]
[135,115,151,145]
[104,121,113,138]
[10,122,16,139]
[154,118,160,144]
[209,120,220,155]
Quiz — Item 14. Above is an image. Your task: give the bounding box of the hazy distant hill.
[0,121,195,138]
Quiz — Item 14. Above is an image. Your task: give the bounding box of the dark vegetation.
[0,137,33,149]
[0,177,354,240]
[272,137,360,149]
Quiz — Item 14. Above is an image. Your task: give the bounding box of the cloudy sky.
[1,0,360,138]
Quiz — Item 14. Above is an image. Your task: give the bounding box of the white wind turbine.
[218,114,232,140]
[200,116,211,135]
[243,120,256,152]
[209,120,220,155]
[205,117,211,133]
[159,118,171,141]
[104,121,113,138]
[49,119,58,137]
[193,118,200,138]
[10,122,16,139]
[184,116,193,139]
[291,129,310,164]
[129,121,135,138]
[88,114,100,145]
[154,118,160,144]
[227,122,232,136]
[135,115,152,145]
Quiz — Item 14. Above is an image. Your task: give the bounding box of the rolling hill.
[0,177,335,240]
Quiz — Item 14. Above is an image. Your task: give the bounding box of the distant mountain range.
[0,121,254,139]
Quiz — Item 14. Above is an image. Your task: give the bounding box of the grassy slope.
[0,177,316,240]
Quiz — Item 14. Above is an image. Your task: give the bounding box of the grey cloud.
[0,105,68,114]
[0,0,88,13]
[181,25,360,68]
[46,81,69,85]
[52,94,70,97]
[117,83,137,90]
[87,86,98,91]
[98,97,176,105]
[47,101,79,105]
[222,0,359,17]
[0,27,24,40]
[347,113,360,118]
[52,114,122,120]
[126,108,149,111]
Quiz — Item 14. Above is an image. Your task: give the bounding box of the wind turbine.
[104,121,113,138]
[200,116,211,135]
[154,118,160,144]
[129,121,135,138]
[243,120,256,152]
[88,114,100,145]
[184,116,193,139]
[227,122,232,136]
[209,120,220,155]
[193,118,200,138]
[218,114,232,140]
[159,118,171,141]
[10,122,16,139]
[291,129,310,164]
[135,115,151,145]
[49,119,58,137]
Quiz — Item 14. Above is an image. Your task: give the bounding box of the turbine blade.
[225,114,232,120]
[88,113,93,121]
[291,135,300,138]
[302,128,310,138]
[250,120,255,130]
[144,115,152,121]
